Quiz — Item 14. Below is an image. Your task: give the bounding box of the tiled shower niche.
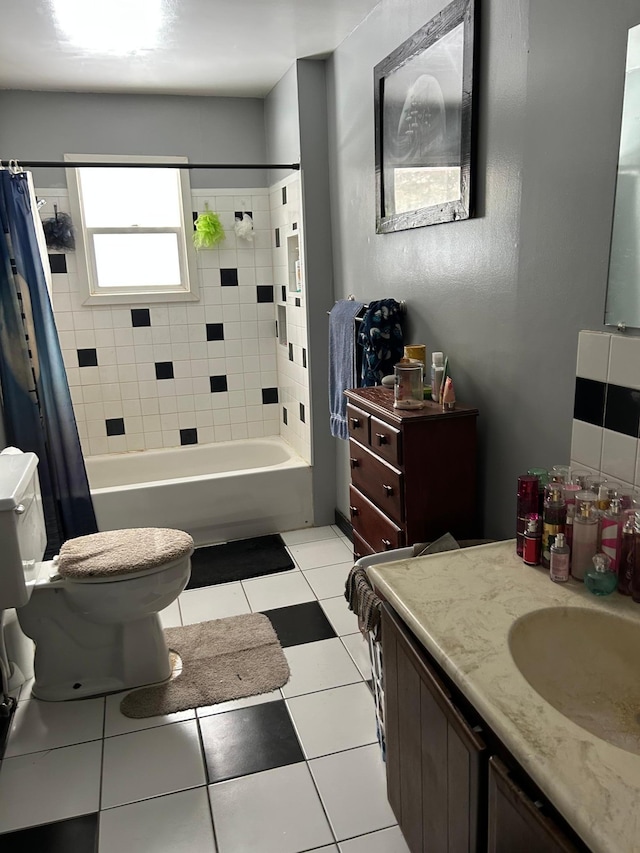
[40,182,310,463]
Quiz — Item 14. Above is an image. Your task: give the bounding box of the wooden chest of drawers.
[344,387,479,558]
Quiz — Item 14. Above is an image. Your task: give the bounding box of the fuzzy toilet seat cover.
[58,528,194,579]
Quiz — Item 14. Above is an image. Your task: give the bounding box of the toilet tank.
[0,451,47,608]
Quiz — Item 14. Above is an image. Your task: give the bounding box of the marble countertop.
[367,540,640,853]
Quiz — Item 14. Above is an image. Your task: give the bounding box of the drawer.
[349,486,405,553]
[346,404,370,444]
[369,416,402,467]
[349,439,403,525]
[353,530,375,560]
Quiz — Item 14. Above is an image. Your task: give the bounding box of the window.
[66,154,198,304]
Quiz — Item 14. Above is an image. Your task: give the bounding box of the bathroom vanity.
[344,387,478,557]
[367,541,640,853]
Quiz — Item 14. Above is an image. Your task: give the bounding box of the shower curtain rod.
[14,160,301,171]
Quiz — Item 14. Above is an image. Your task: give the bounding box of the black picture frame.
[374,0,478,233]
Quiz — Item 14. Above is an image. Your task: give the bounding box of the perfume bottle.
[584,553,617,596]
[618,511,636,596]
[601,498,623,573]
[522,514,541,566]
[516,475,539,557]
[528,468,548,517]
[542,483,566,569]
[571,491,598,581]
[549,532,570,583]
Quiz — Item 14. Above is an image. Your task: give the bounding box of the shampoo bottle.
[571,491,598,581]
[430,352,444,403]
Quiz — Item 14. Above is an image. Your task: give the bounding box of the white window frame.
[65,153,199,305]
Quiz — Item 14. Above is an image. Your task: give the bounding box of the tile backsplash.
[40,177,311,463]
[571,330,640,489]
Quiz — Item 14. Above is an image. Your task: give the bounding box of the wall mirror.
[604,23,640,329]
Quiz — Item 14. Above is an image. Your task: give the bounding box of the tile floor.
[0,525,410,853]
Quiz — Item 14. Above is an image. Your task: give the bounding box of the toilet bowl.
[0,451,193,701]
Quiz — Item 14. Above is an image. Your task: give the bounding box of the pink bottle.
[601,498,623,573]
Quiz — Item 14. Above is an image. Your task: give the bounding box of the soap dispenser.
[584,553,617,596]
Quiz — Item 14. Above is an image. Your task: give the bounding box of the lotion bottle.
[571,491,598,581]
[430,352,444,403]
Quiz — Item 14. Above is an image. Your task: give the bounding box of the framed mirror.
[604,23,640,329]
[374,0,478,234]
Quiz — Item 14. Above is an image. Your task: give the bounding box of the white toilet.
[0,450,193,701]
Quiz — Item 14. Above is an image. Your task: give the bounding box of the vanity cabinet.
[344,387,479,558]
[381,603,588,853]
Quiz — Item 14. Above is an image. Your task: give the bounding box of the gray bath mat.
[120,613,290,718]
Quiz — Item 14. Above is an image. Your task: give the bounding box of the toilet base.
[17,587,173,701]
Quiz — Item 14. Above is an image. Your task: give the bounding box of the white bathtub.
[86,437,314,546]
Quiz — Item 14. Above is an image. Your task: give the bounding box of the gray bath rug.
[120,613,290,718]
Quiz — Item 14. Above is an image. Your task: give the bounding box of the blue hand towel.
[328,299,365,439]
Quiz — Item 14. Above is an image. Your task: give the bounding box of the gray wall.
[265,65,301,185]
[0,91,267,188]
[326,0,638,539]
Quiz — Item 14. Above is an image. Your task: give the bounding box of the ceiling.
[0,0,381,98]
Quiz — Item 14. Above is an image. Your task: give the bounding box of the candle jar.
[393,361,424,409]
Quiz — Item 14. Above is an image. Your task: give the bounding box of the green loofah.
[193,206,225,249]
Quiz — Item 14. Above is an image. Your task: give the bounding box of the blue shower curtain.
[0,168,97,553]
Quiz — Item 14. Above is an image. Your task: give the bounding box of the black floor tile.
[200,700,304,784]
[263,601,337,648]
[0,813,99,852]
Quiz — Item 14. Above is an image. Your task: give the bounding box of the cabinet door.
[382,604,486,853]
[487,757,581,853]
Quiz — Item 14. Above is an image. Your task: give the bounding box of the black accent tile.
[155,361,174,380]
[193,211,198,231]
[604,384,640,437]
[180,428,198,446]
[106,417,125,436]
[302,348,307,368]
[263,601,337,648]
[206,323,224,341]
[295,298,301,307]
[257,285,274,303]
[573,377,605,427]
[299,403,306,423]
[235,210,252,220]
[283,406,288,425]
[275,228,280,248]
[220,268,238,287]
[77,348,97,367]
[48,254,67,274]
[131,308,151,327]
[0,813,99,853]
[288,343,294,362]
[282,186,287,205]
[281,285,287,302]
[292,221,298,231]
[210,375,228,393]
[262,387,278,405]
[200,700,304,784]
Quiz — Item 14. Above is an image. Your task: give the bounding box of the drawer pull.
[349,505,359,517]
[375,433,388,445]
[382,539,393,550]
[382,484,394,496]
[350,417,361,428]
[350,457,360,469]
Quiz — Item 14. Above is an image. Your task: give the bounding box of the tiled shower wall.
[571,330,640,490]
[39,180,311,463]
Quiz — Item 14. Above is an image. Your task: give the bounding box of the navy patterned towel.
[358,299,404,386]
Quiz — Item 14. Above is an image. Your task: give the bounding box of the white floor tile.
[309,744,396,841]
[320,596,360,636]
[209,763,333,853]
[286,683,377,759]
[5,696,105,757]
[159,599,183,628]
[101,719,206,809]
[196,688,282,717]
[281,526,340,546]
[341,634,372,680]
[288,538,353,571]
[281,638,362,698]
[242,571,315,611]
[303,563,352,599]
[0,741,103,833]
[104,691,195,738]
[339,826,409,852]
[99,787,217,853]
[179,581,250,624]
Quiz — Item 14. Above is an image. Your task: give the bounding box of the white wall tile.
[601,429,639,484]
[608,334,640,389]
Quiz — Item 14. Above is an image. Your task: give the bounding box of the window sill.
[81,289,200,306]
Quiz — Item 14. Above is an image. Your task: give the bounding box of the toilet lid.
[58,528,194,580]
